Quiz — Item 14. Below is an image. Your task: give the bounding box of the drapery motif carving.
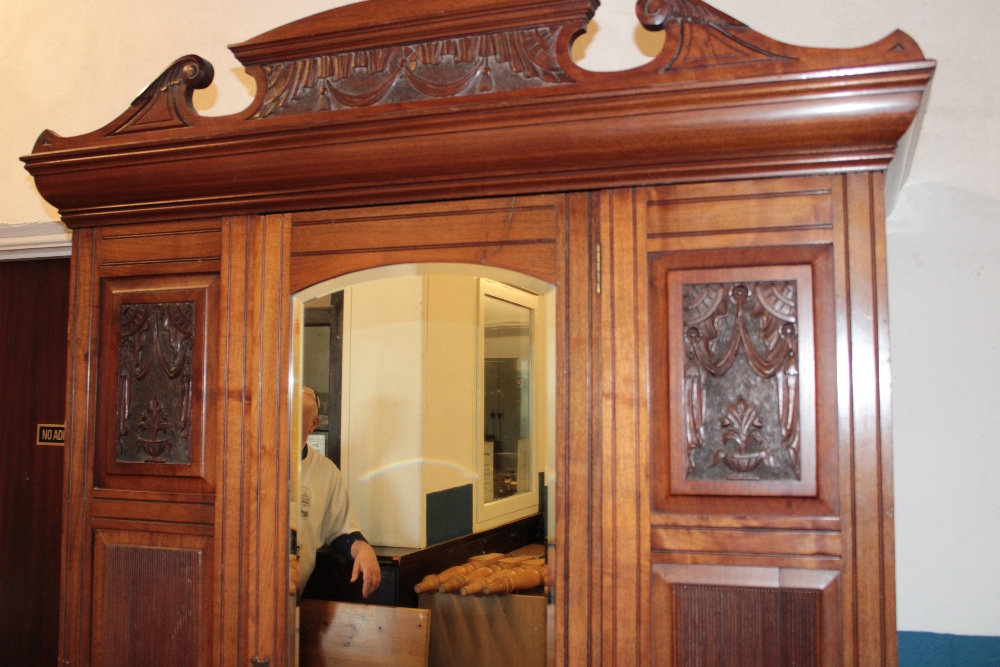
[682,281,800,481]
[254,27,571,118]
[116,302,195,464]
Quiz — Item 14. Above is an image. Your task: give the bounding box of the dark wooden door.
[0,257,69,667]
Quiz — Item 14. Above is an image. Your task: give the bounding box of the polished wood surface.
[637,173,896,665]
[0,258,69,667]
[418,592,546,667]
[299,600,431,667]
[57,221,227,665]
[21,1,931,664]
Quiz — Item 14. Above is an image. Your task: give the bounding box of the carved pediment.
[250,27,574,118]
[22,0,934,227]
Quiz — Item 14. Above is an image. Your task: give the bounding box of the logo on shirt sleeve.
[300,487,311,518]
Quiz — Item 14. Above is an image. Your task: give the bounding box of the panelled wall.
[56,175,896,665]
[45,167,898,667]
[598,174,894,666]
[60,217,292,666]
[0,258,69,667]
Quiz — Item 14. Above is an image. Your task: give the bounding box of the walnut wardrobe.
[23,0,934,665]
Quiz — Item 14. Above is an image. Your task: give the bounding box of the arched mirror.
[290,263,557,666]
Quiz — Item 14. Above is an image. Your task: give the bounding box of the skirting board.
[899,631,1000,667]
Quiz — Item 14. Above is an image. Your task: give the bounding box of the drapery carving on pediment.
[254,26,571,118]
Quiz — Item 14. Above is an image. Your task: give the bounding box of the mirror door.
[286,193,597,666]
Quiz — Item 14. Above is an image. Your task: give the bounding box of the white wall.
[4,0,998,637]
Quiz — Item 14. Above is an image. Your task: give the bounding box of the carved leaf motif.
[720,398,763,454]
[137,396,173,443]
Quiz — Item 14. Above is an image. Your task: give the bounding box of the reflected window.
[478,279,539,527]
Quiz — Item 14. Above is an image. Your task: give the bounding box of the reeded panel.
[651,564,840,667]
[673,584,819,667]
[668,265,816,496]
[91,529,211,666]
[96,274,218,493]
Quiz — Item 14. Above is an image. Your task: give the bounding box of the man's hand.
[350,541,382,598]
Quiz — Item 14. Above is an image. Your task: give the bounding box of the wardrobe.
[22,0,934,664]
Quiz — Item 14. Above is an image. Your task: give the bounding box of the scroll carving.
[254,27,571,118]
[116,302,195,465]
[637,0,791,72]
[109,55,214,135]
[682,281,800,482]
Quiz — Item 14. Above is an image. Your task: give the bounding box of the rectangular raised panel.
[289,195,565,292]
[667,265,817,496]
[646,177,834,237]
[96,274,218,494]
[648,243,840,517]
[651,565,840,667]
[291,196,559,255]
[651,527,841,558]
[98,222,222,267]
[89,498,216,524]
[92,529,211,667]
[674,585,818,667]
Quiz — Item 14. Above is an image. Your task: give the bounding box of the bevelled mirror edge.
[288,261,562,666]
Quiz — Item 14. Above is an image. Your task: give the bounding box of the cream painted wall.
[342,277,426,548]
[5,0,998,637]
[422,275,478,518]
[343,273,548,546]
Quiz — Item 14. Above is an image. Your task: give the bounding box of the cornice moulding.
[21,0,935,228]
[0,222,72,259]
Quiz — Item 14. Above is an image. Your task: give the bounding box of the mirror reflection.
[292,264,554,667]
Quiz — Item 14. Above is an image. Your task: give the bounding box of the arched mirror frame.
[289,254,568,667]
[22,0,934,664]
[284,196,593,666]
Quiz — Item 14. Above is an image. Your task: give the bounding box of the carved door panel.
[600,174,895,666]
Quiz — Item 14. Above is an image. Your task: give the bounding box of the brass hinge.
[595,242,602,295]
[250,658,270,667]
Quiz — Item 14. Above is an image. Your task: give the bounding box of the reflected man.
[297,386,381,598]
